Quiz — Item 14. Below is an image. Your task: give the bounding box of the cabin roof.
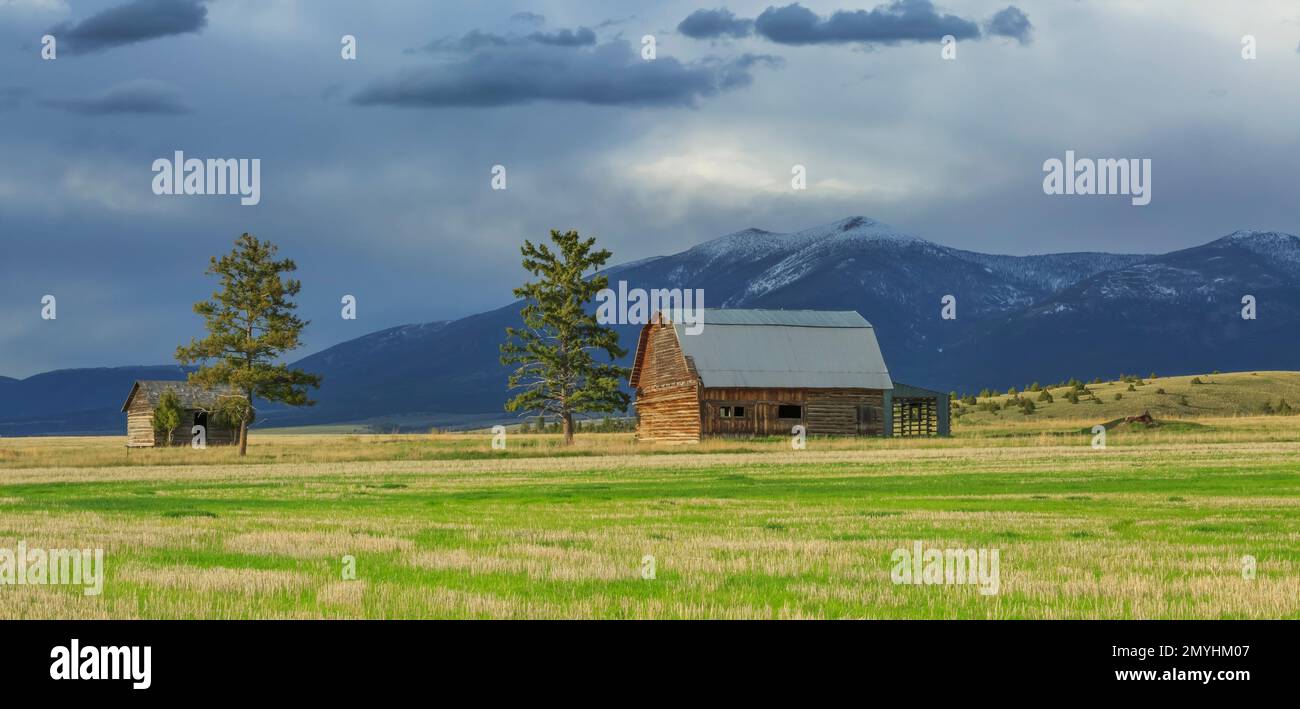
[121,380,241,412]
[660,308,893,390]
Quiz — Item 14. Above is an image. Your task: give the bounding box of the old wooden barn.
[121,380,241,447]
[629,309,949,442]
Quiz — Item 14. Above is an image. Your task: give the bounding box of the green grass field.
[2,404,1298,619]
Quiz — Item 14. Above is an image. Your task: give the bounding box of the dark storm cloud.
[985,6,1033,44]
[48,0,208,55]
[354,40,780,108]
[420,27,597,53]
[418,29,511,53]
[528,27,597,47]
[753,1,981,45]
[40,79,191,115]
[510,11,545,26]
[678,8,754,39]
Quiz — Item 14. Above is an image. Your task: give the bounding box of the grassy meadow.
[0,432,1296,618]
[1,373,1298,619]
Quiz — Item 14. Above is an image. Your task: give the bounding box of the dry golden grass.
[2,417,1298,619]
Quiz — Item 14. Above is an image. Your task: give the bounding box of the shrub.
[1127,384,1136,392]
[151,388,184,446]
[1037,390,1053,403]
[1114,393,1123,401]
[1190,377,1204,385]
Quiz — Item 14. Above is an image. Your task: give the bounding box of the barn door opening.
[892,397,936,437]
[856,404,882,435]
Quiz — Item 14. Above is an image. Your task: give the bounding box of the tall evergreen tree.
[176,233,320,456]
[500,229,629,445]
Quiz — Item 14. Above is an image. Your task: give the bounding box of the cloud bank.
[47,0,207,55]
[679,1,1031,46]
[358,37,781,109]
[41,79,191,115]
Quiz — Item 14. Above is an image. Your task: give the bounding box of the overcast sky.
[2,0,1299,377]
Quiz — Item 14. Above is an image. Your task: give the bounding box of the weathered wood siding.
[126,392,158,447]
[126,400,239,447]
[632,322,890,441]
[809,389,885,436]
[701,387,885,437]
[633,323,702,443]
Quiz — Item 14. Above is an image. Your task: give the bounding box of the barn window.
[194,410,208,429]
[777,404,803,419]
[719,406,732,418]
[732,406,746,418]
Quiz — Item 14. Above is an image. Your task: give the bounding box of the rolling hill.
[954,370,1300,425]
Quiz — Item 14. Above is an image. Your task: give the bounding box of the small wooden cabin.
[629,309,949,442]
[121,380,241,447]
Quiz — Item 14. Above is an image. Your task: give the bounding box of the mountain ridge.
[3,219,1297,434]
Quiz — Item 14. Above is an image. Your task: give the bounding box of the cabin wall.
[185,409,239,446]
[126,394,160,447]
[633,324,702,442]
[126,403,239,447]
[701,388,885,437]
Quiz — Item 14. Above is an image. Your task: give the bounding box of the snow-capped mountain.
[3,220,1297,433]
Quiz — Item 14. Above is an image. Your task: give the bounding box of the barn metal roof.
[121,380,241,412]
[696,309,873,328]
[672,309,893,389]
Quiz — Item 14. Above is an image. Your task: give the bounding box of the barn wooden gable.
[631,309,900,442]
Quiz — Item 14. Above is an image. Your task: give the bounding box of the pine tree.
[500,229,630,445]
[176,234,320,456]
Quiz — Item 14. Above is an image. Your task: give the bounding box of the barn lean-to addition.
[121,380,242,448]
[629,309,949,443]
